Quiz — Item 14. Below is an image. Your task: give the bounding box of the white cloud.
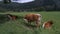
[0,0,2,1]
[11,0,35,3]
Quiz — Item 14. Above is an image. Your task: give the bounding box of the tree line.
[0,0,60,12]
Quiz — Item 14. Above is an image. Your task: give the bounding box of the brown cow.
[42,20,53,29]
[24,13,42,27]
[6,14,18,20]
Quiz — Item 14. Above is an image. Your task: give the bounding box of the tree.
[43,0,57,11]
[3,0,11,4]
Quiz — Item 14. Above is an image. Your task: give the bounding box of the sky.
[0,0,2,1]
[0,0,35,3]
[11,0,35,3]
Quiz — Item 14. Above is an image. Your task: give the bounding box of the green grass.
[0,12,60,34]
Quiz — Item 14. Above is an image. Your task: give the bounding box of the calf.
[42,20,53,29]
[24,13,42,27]
[6,14,18,20]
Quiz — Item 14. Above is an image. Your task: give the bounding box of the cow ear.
[50,20,53,24]
[48,20,53,24]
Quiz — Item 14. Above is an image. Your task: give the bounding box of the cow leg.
[35,21,40,28]
[28,21,31,25]
[24,19,28,23]
[37,18,41,24]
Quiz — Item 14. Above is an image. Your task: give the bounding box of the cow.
[42,20,53,29]
[6,14,18,20]
[24,13,42,28]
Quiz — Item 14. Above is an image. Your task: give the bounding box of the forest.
[0,0,60,12]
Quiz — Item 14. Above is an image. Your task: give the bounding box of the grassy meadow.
[0,12,60,34]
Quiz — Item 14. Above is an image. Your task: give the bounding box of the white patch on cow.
[35,14,40,16]
[38,17,40,20]
[36,14,42,24]
[38,17,42,24]
[42,23,45,28]
[24,19,28,23]
[35,14,42,17]
[42,22,47,28]
[7,15,12,20]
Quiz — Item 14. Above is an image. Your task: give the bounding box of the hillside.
[0,12,60,34]
[0,0,60,11]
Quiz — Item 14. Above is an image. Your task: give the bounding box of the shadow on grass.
[0,14,9,24]
[23,22,37,30]
[9,31,17,34]
[17,16,24,19]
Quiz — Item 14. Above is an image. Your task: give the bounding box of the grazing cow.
[42,20,53,29]
[24,13,42,27]
[6,14,18,20]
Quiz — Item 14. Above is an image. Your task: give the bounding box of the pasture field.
[0,12,60,34]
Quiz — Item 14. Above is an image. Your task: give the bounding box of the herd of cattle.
[6,13,53,29]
